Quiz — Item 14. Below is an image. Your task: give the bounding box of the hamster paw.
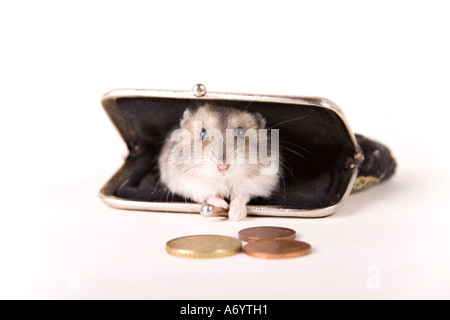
[228,197,247,221]
[205,196,229,210]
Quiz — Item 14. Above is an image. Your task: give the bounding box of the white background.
[1,0,449,299]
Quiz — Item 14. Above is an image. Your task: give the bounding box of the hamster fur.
[158,103,279,221]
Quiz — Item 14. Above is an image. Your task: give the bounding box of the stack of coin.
[238,226,311,259]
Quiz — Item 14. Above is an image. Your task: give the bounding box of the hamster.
[158,103,280,221]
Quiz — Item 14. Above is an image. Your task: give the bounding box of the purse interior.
[104,97,357,210]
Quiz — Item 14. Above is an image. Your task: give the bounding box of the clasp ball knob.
[192,83,207,97]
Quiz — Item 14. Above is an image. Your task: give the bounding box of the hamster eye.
[200,128,209,141]
[235,127,245,139]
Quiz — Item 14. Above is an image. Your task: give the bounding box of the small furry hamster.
[158,103,280,221]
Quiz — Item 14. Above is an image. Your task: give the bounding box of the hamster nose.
[217,164,230,171]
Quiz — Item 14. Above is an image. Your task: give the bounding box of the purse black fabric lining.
[111,97,358,209]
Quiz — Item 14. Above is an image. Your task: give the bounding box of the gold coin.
[244,239,311,259]
[166,235,242,259]
[238,226,296,242]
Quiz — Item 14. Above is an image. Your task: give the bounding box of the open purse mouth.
[99,84,395,218]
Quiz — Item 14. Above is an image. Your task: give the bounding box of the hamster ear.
[180,109,192,127]
[254,112,266,129]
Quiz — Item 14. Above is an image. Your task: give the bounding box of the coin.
[243,239,311,259]
[166,235,242,259]
[238,226,296,242]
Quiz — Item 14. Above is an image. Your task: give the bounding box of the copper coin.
[244,239,311,259]
[238,226,296,242]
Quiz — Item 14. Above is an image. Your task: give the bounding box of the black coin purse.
[99,84,396,217]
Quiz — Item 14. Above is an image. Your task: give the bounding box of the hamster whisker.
[279,140,312,155]
[153,176,162,192]
[155,138,169,146]
[178,163,205,176]
[268,115,308,129]
[278,157,296,180]
[276,170,287,201]
[242,101,254,112]
[279,145,308,160]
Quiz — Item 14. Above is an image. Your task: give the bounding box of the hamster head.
[173,104,269,179]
